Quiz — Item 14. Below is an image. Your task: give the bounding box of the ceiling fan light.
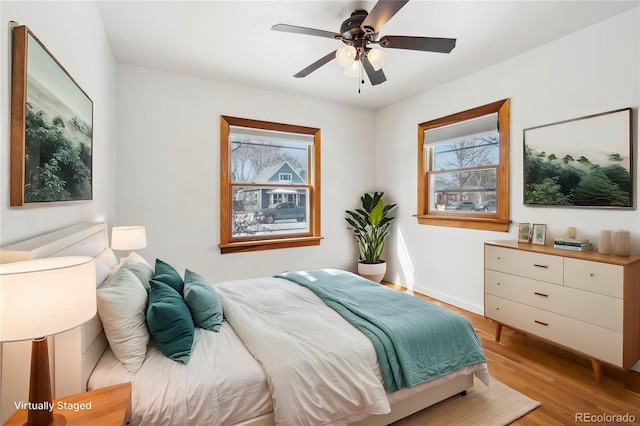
[336,45,357,68]
[343,60,360,78]
[367,48,387,71]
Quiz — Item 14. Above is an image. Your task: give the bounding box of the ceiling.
[95,1,639,110]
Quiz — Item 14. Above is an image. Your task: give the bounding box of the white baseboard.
[409,284,484,316]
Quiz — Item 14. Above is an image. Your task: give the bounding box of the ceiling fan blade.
[361,55,387,86]
[294,50,337,78]
[271,23,341,40]
[361,0,410,34]
[379,35,457,53]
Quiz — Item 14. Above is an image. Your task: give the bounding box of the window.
[219,116,322,253]
[417,99,510,231]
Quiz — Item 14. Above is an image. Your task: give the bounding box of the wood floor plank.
[384,283,640,424]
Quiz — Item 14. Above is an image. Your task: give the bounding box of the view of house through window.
[220,116,321,253]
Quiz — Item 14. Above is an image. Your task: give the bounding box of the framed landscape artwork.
[10,25,93,206]
[523,108,632,208]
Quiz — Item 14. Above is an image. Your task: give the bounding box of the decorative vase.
[613,230,631,257]
[598,230,612,255]
[358,261,386,283]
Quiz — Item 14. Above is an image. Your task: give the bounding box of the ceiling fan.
[271,0,456,86]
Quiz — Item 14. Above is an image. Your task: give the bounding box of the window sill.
[219,236,323,254]
[415,215,511,232]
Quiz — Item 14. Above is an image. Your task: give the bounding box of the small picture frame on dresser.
[532,223,547,245]
[518,223,532,243]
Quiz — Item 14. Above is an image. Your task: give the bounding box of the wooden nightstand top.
[3,382,131,426]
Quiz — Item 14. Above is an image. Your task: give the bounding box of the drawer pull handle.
[590,273,595,277]
[534,292,548,297]
[534,320,549,326]
[533,264,548,269]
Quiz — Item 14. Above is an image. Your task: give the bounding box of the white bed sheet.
[88,323,272,426]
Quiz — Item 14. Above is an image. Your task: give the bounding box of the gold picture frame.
[532,223,547,245]
[518,223,532,243]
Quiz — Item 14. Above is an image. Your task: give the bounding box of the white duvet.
[216,277,391,426]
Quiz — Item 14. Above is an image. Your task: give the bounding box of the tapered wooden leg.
[494,322,503,342]
[28,337,53,426]
[591,359,602,383]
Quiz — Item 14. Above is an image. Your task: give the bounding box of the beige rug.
[391,377,540,426]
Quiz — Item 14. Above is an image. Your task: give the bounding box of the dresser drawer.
[485,294,623,366]
[564,258,623,298]
[485,270,623,332]
[485,245,563,284]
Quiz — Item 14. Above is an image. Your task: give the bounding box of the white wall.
[0,2,117,422]
[0,1,117,245]
[375,9,640,315]
[115,64,376,281]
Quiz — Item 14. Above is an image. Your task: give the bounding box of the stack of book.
[553,237,593,251]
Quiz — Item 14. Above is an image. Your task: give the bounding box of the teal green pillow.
[146,279,194,363]
[183,269,223,332]
[153,258,184,294]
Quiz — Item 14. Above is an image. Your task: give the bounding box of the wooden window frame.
[219,116,322,254]
[416,99,511,231]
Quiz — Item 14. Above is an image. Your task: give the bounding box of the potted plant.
[345,192,397,282]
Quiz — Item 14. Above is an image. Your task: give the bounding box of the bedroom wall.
[0,1,117,245]
[0,2,117,422]
[114,64,376,282]
[375,9,639,316]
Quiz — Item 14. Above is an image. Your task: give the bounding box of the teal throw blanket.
[275,269,486,393]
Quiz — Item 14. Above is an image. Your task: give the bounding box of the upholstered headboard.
[0,223,110,422]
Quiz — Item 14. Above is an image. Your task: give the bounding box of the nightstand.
[3,382,131,426]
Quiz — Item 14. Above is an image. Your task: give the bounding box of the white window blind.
[230,126,314,145]
[424,113,498,146]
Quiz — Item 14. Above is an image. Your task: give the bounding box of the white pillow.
[125,251,152,268]
[94,259,112,288]
[96,248,118,270]
[97,268,149,372]
[121,252,154,292]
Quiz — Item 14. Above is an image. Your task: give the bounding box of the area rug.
[391,377,540,425]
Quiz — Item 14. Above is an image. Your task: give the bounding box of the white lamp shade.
[111,226,147,251]
[336,45,357,68]
[344,60,360,78]
[0,256,96,342]
[367,48,387,71]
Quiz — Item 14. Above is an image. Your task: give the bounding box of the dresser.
[484,240,640,381]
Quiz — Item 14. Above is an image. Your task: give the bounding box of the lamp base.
[26,337,63,426]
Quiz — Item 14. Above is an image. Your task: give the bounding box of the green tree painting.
[24,102,92,202]
[524,146,631,207]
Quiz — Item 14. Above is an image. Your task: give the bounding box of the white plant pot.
[358,261,386,283]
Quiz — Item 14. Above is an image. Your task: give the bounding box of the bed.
[0,222,489,425]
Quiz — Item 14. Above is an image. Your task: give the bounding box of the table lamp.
[111,226,147,256]
[0,256,96,426]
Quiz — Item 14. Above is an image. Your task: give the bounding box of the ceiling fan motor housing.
[340,10,375,41]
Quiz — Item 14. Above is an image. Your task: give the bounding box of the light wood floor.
[384,283,640,425]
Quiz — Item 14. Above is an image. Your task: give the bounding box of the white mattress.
[88,323,272,426]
